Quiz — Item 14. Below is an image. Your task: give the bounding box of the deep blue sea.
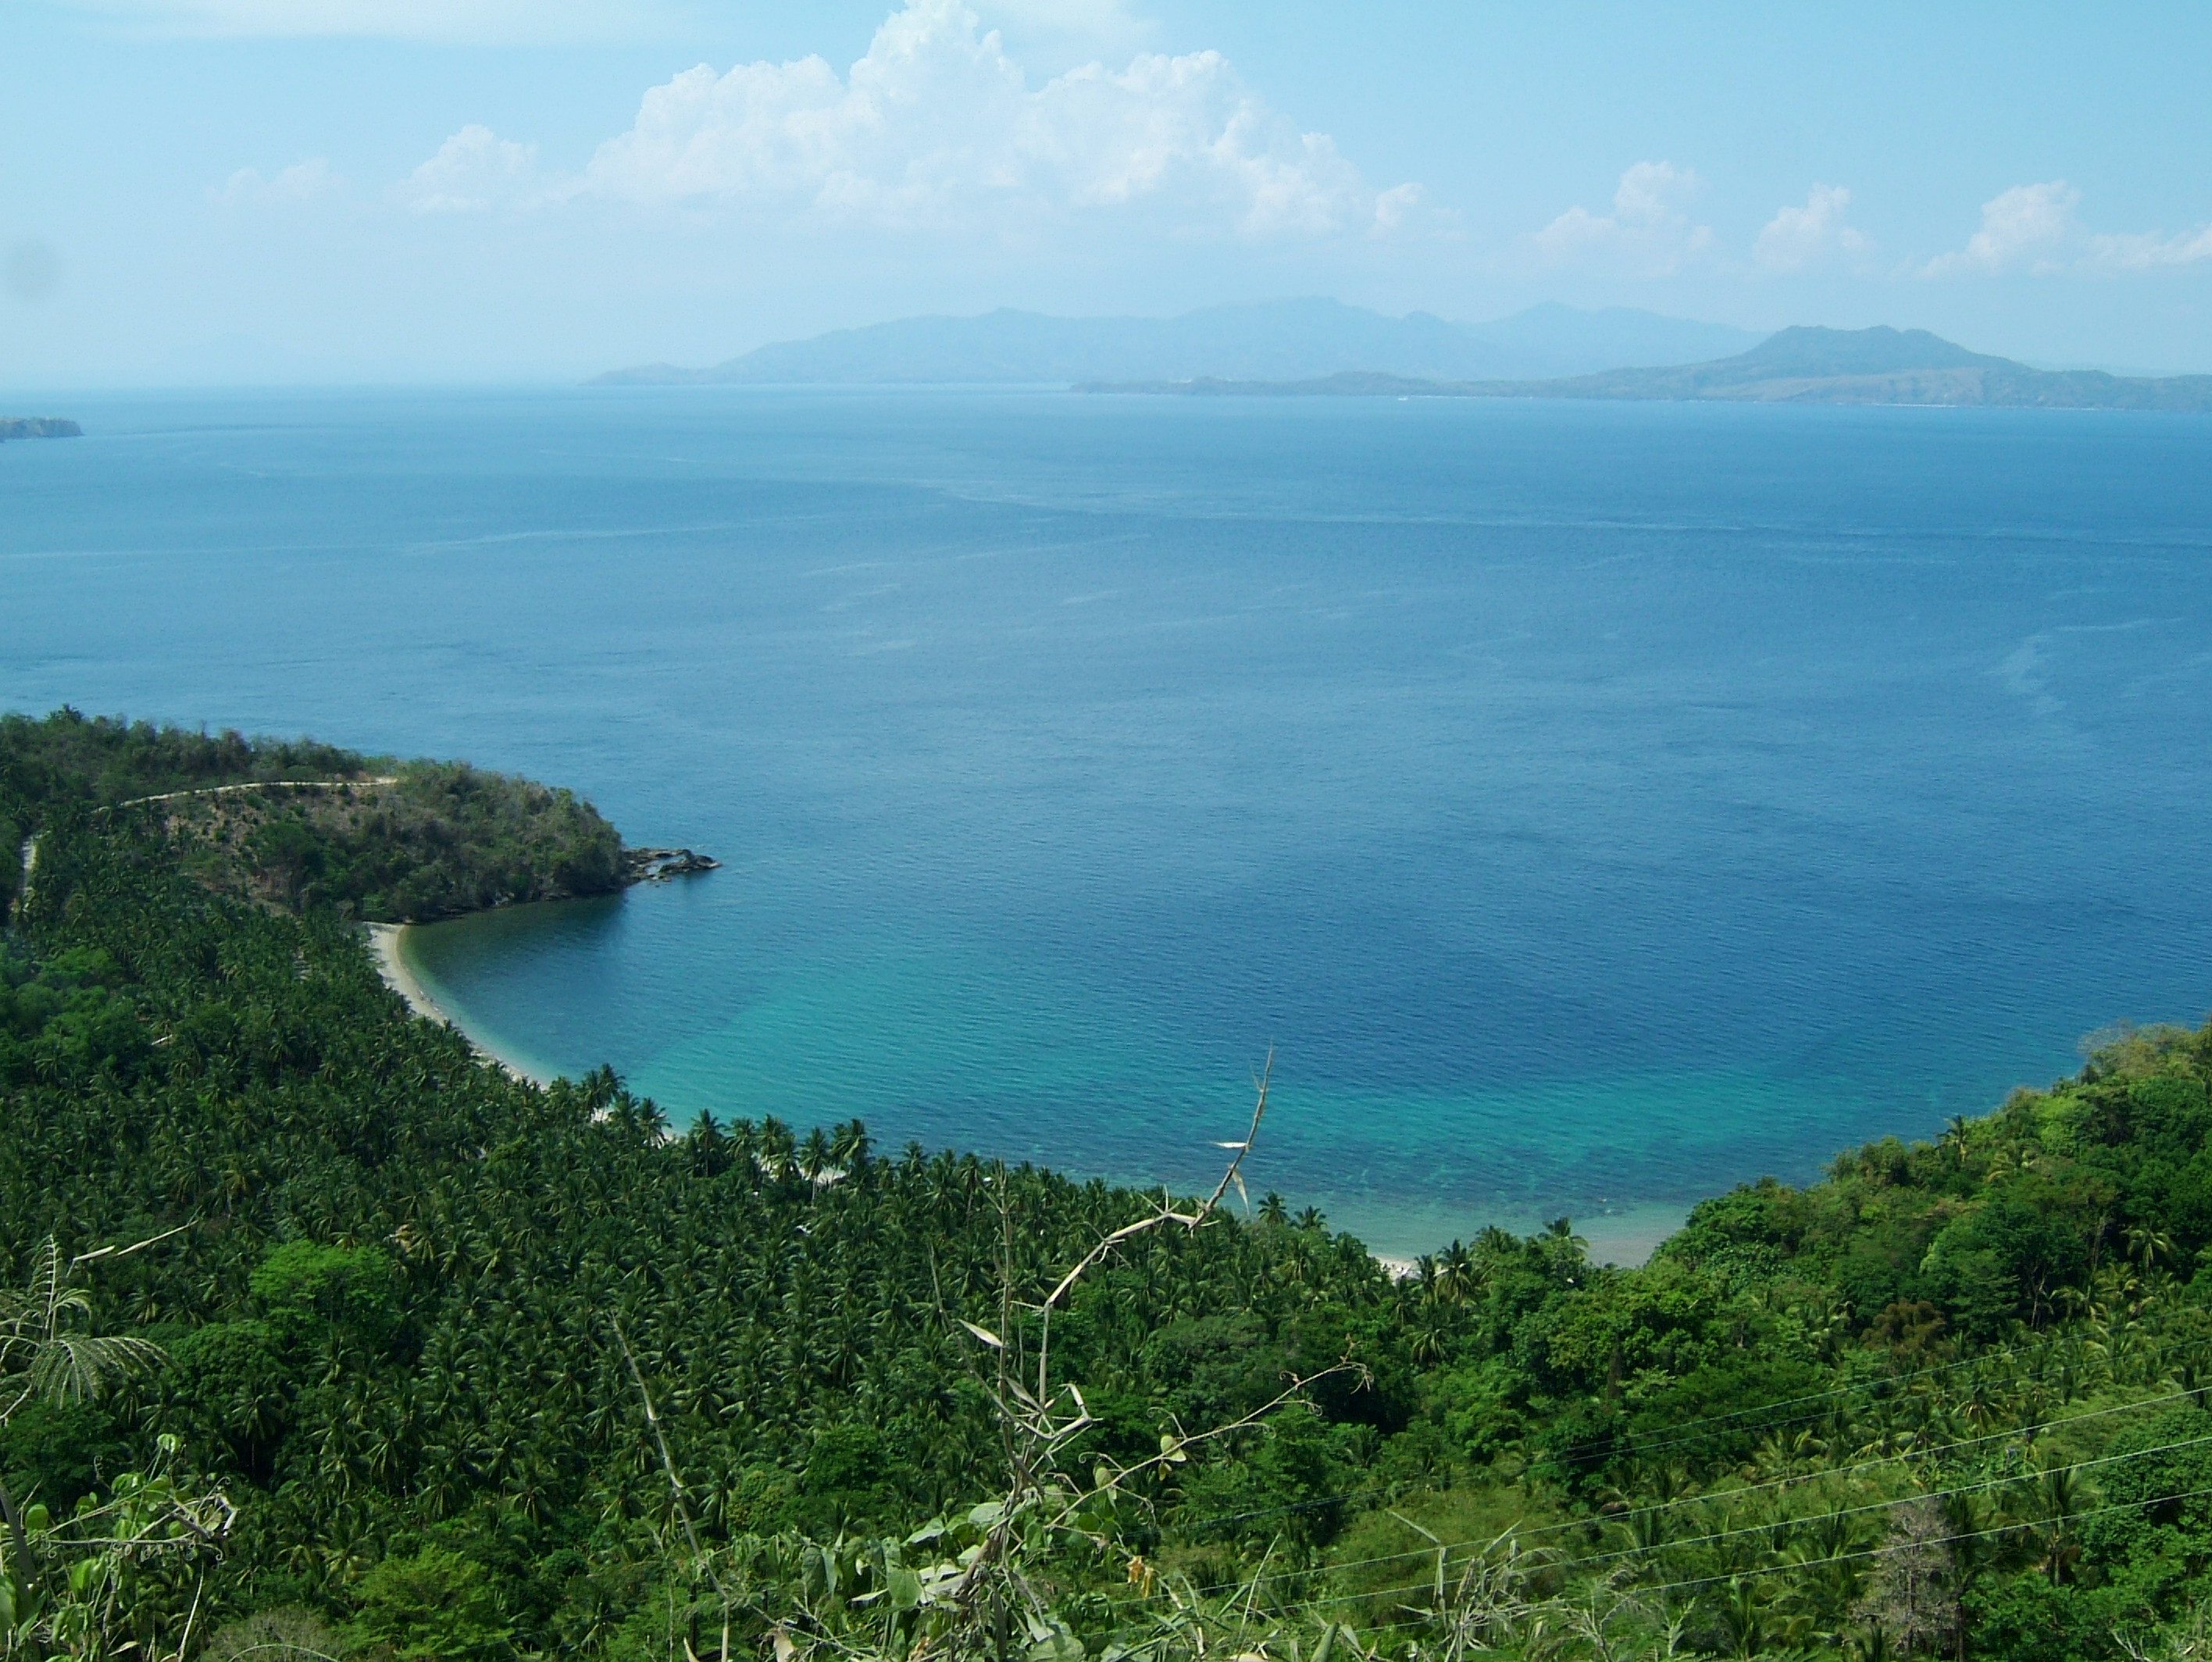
[9,387,2212,1259]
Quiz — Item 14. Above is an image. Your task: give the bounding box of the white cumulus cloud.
[398,125,554,214]
[1754,184,1866,273]
[214,158,342,206]
[1921,180,2212,277]
[2085,222,2212,272]
[1371,183,1426,236]
[1921,180,2080,276]
[408,0,1411,240]
[1527,162,1712,275]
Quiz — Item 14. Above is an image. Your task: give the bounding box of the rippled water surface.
[9,387,2212,1257]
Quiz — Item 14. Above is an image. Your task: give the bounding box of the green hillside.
[5,708,2212,1660]
[1,710,625,922]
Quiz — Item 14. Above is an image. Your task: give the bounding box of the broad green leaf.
[1026,1617,1085,1661]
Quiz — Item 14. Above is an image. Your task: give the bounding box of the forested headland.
[6,708,2212,1660]
[2,710,625,922]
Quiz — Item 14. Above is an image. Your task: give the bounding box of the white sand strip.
[366,922,550,1085]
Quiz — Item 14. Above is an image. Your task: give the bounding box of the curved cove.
[10,388,2212,1261]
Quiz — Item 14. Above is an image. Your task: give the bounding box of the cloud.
[214,158,342,206]
[1921,180,2079,276]
[1920,180,2212,277]
[1527,162,1711,274]
[2085,223,2212,272]
[406,0,1409,240]
[1754,184,1866,273]
[1371,183,1425,236]
[398,126,553,214]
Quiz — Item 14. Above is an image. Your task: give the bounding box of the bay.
[7,386,2212,1259]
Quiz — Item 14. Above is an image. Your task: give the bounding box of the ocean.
[8,386,2212,1260]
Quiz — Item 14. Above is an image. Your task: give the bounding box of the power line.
[1525,1426,2212,1585]
[1562,1473,2212,1609]
[1205,1380,2206,1598]
[1236,1443,2212,1628]
[1172,1323,2207,1543]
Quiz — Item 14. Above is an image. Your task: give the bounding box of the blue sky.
[5,0,2210,383]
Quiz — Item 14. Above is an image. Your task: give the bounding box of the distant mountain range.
[1087,326,2212,412]
[592,300,1763,387]
[0,417,81,440]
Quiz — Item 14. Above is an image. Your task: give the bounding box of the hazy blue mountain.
[1711,324,2004,378]
[1457,301,1761,376]
[591,300,1759,387]
[1510,325,2212,407]
[1086,326,2212,412]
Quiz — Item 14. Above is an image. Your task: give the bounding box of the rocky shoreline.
[620,845,720,883]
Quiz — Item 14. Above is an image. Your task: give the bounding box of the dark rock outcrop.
[621,846,720,883]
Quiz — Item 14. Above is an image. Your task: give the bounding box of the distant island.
[0,417,81,440]
[592,299,1761,387]
[596,309,2212,412]
[1084,325,2212,412]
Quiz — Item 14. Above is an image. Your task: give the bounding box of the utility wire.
[1229,1445,2212,1627]
[1200,1380,2207,1598]
[1542,1472,2212,1609]
[1172,1321,2207,1540]
[1505,1425,2212,1587]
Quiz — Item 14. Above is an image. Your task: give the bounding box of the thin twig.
[1038,1048,1272,1318]
[71,1222,195,1269]
[610,1314,708,1564]
[174,1570,208,1662]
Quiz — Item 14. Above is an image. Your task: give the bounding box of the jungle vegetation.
[5,709,2212,1660]
[0,711,623,922]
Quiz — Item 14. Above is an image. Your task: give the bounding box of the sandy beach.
[366,922,441,1022]
[366,922,550,1085]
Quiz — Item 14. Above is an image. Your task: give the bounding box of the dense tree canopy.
[5,709,2212,1659]
[0,711,623,922]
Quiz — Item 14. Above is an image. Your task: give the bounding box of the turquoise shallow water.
[8,387,2212,1259]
